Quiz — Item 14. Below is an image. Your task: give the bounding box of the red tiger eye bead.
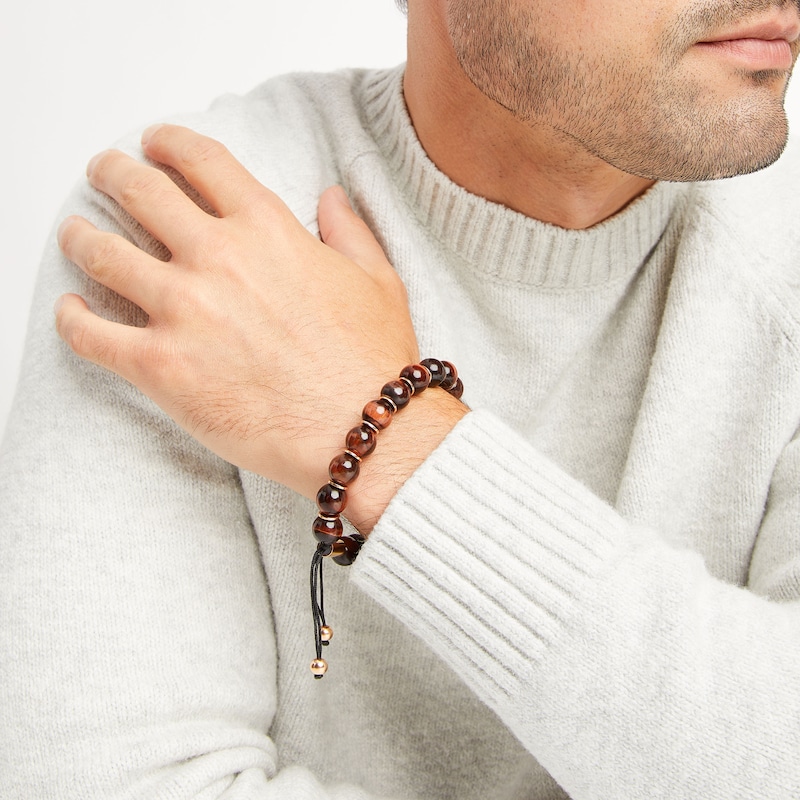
[381,379,412,409]
[316,482,347,515]
[331,533,366,566]
[346,424,377,458]
[400,363,432,393]
[313,515,344,544]
[362,398,395,430]
[439,360,458,391]
[329,452,360,486]
[448,377,464,399]
[420,358,446,386]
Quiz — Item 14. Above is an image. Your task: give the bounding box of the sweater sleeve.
[0,180,398,800]
[352,409,800,800]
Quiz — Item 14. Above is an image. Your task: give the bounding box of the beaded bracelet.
[310,358,464,678]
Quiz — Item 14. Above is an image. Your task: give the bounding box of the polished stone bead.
[420,358,446,386]
[448,377,464,400]
[362,398,395,430]
[440,360,458,391]
[312,515,344,544]
[346,424,377,458]
[329,452,360,486]
[316,482,347,515]
[400,363,432,393]
[332,533,366,566]
[381,379,412,409]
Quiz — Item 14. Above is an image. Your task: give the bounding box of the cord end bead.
[320,625,333,643]
[311,658,328,678]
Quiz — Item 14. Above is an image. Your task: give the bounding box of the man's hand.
[54,124,466,519]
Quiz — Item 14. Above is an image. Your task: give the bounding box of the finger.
[58,216,166,315]
[317,186,397,280]
[54,293,148,380]
[87,148,210,252]
[141,124,279,218]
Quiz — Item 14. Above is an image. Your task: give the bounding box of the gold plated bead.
[310,658,328,677]
[320,625,333,643]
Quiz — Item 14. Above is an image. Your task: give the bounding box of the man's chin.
[618,108,790,183]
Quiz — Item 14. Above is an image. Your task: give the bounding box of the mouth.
[694,12,800,71]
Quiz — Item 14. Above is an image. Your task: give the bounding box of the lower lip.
[695,38,793,70]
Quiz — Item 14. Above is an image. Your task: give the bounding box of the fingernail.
[141,123,164,146]
[56,217,72,244]
[86,150,107,177]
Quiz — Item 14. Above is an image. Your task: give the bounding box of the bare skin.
[404,0,799,228]
[55,128,466,532]
[403,0,654,228]
[55,0,800,531]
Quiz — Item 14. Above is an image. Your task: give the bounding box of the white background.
[0,2,798,437]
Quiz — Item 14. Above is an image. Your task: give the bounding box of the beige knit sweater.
[2,66,800,800]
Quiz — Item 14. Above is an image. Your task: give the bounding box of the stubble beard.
[448,0,798,181]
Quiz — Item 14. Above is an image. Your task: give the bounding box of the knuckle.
[118,170,163,208]
[84,237,124,280]
[127,335,162,380]
[61,316,89,356]
[90,335,120,372]
[178,136,228,171]
[241,185,287,223]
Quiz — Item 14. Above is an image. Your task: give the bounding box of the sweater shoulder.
[690,136,800,281]
[106,68,399,229]
[681,137,800,336]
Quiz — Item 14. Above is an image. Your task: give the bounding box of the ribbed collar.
[361,66,688,289]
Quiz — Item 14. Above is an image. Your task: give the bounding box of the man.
[2,0,799,797]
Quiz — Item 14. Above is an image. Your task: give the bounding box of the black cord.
[310,547,328,673]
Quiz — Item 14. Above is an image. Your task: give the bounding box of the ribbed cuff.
[351,409,627,702]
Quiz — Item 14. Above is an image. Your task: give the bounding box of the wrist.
[308,359,468,679]
[343,386,468,534]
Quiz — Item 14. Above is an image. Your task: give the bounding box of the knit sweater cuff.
[350,409,627,702]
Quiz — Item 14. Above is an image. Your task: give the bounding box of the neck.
[403,5,654,230]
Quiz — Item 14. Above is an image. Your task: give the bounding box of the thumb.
[318,186,392,275]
